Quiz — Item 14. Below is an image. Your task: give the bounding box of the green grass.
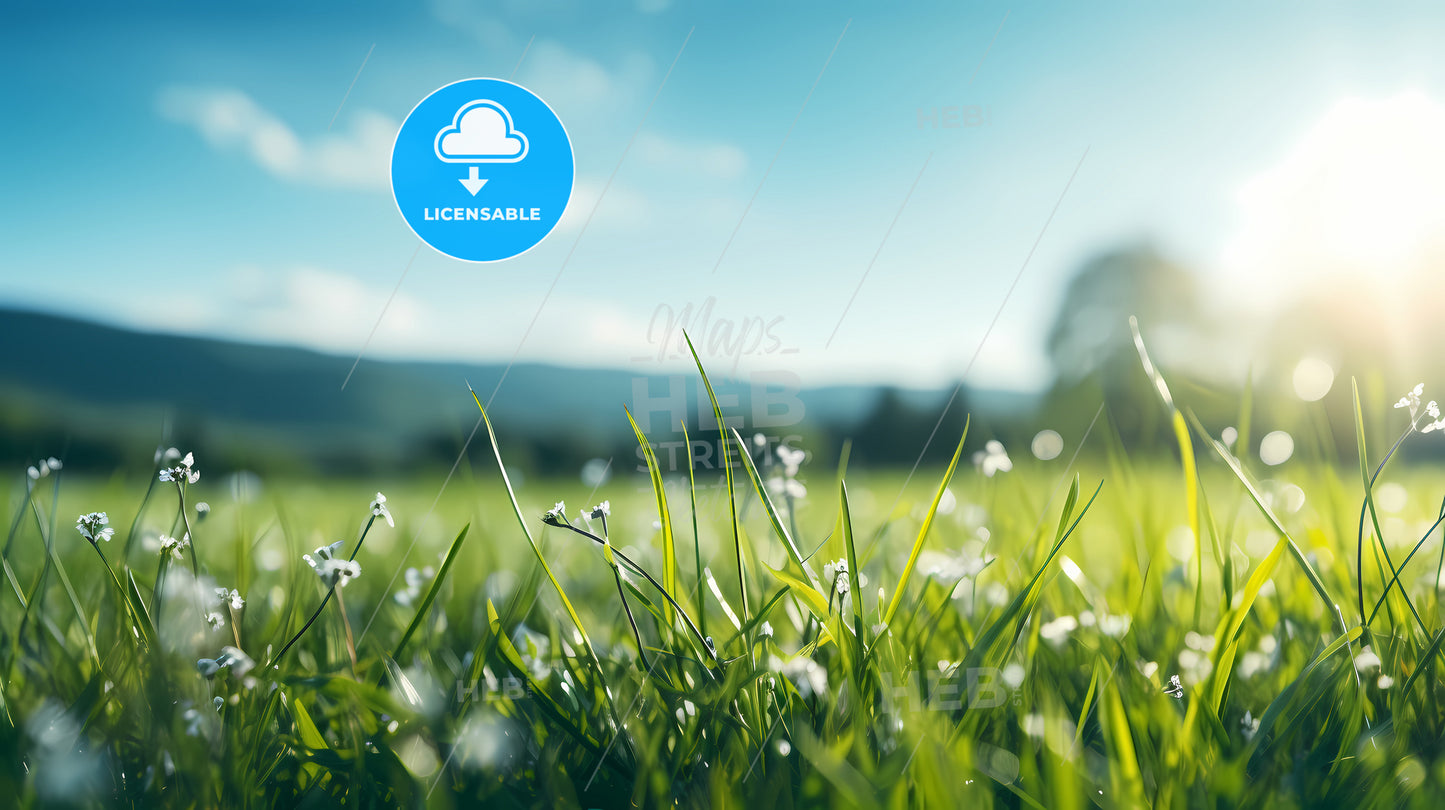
[7,362,1445,807]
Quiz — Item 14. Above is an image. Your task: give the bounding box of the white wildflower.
[370,492,394,527]
[767,476,807,499]
[1394,384,1445,431]
[159,451,200,484]
[972,440,1012,478]
[395,566,436,606]
[1241,710,1259,740]
[1039,615,1078,647]
[585,501,611,519]
[311,540,344,560]
[1163,674,1184,698]
[218,645,254,677]
[1396,383,1424,418]
[759,621,774,639]
[204,611,226,631]
[1377,674,1395,689]
[1240,651,1271,678]
[1353,646,1381,672]
[194,502,211,521]
[198,646,255,679]
[303,542,360,589]
[27,457,62,480]
[1184,631,1215,652]
[1179,649,1213,683]
[1022,713,1047,739]
[776,445,806,476]
[75,512,114,544]
[159,533,190,560]
[1422,409,1445,434]
[764,444,808,501]
[544,501,566,521]
[214,588,244,611]
[1098,613,1131,638]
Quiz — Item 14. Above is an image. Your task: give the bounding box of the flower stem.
[174,482,200,577]
[93,544,145,645]
[335,588,358,672]
[612,564,650,673]
[268,515,377,669]
[550,519,720,674]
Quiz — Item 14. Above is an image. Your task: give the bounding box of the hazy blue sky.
[6,0,1445,392]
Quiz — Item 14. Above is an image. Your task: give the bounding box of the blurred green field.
[7,368,1445,807]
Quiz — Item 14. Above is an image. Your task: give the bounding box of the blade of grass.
[959,477,1100,674]
[1188,410,1346,636]
[1351,379,1427,637]
[728,427,819,589]
[1207,536,1286,712]
[1247,626,1362,766]
[681,419,706,641]
[882,418,969,627]
[625,407,678,628]
[839,479,866,666]
[391,523,469,662]
[469,387,603,665]
[1130,319,1203,625]
[684,333,749,626]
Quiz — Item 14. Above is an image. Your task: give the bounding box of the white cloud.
[636,131,747,180]
[158,86,395,191]
[108,265,431,359]
[556,177,653,234]
[428,1,653,116]
[515,39,654,116]
[122,265,425,356]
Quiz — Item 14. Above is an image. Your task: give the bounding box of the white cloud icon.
[434,100,528,163]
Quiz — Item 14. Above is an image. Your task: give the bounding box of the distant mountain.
[0,307,1039,474]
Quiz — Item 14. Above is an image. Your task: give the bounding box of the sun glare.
[1225,91,1445,295]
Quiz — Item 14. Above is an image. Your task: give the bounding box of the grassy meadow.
[6,350,1445,808]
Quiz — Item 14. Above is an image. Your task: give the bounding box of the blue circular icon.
[391,78,574,263]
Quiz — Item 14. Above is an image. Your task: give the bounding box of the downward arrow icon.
[459,166,487,196]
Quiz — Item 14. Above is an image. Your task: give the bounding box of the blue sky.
[5,0,1445,392]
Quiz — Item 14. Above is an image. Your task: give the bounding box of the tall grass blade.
[882,418,969,627]
[391,523,469,661]
[625,407,678,627]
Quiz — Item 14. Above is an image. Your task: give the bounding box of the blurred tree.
[848,387,971,466]
[1046,244,1201,383]
[1042,244,1211,447]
